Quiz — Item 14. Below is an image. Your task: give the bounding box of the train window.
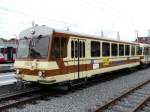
[71,40,85,58]
[102,42,110,57]
[144,47,150,55]
[29,36,50,58]
[1,48,4,53]
[71,41,74,58]
[51,37,60,58]
[13,48,16,54]
[61,38,67,57]
[4,48,8,53]
[125,45,130,56]
[75,41,78,58]
[80,41,85,58]
[136,46,142,55]
[131,45,135,55]
[119,44,124,56]
[79,41,82,58]
[83,42,85,57]
[51,37,68,58]
[17,39,29,58]
[91,41,100,57]
[111,43,118,56]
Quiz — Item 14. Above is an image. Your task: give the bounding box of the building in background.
[135,37,150,44]
[0,38,18,44]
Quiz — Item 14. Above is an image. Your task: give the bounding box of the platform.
[0,73,17,86]
[0,64,14,72]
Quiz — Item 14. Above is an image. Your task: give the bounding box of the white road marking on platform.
[0,79,17,86]
[0,74,15,78]
[0,64,13,67]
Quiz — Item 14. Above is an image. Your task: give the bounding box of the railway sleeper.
[118,103,135,108]
[119,99,138,106]
[128,95,145,101]
[109,105,130,112]
[143,105,150,111]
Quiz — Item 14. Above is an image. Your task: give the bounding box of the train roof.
[54,29,139,45]
[19,25,53,39]
[138,43,150,47]
[19,25,139,45]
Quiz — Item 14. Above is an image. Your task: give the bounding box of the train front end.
[14,25,57,84]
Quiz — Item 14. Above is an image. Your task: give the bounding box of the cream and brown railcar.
[139,43,150,65]
[14,25,146,85]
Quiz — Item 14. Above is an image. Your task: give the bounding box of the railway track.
[94,79,150,112]
[0,86,55,111]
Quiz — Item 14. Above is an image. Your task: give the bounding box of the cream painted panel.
[130,57,140,59]
[37,61,59,69]
[86,62,140,77]
[14,61,59,70]
[17,62,139,84]
[64,57,139,66]
[21,75,38,81]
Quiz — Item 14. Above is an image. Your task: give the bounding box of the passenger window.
[71,40,85,58]
[144,47,148,55]
[0,48,4,53]
[91,41,100,57]
[131,45,135,55]
[111,43,118,56]
[83,42,85,57]
[71,41,74,58]
[102,42,110,57]
[119,44,124,56]
[75,41,78,58]
[51,37,68,58]
[136,46,142,55]
[125,45,130,56]
[79,41,82,58]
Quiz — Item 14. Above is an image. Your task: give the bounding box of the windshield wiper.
[30,48,41,57]
[37,35,43,39]
[24,36,28,40]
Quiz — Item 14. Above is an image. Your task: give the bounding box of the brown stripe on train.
[18,59,140,77]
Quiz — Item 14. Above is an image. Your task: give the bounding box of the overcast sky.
[0,0,150,41]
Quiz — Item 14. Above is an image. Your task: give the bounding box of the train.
[0,53,5,63]
[14,25,150,86]
[0,44,17,63]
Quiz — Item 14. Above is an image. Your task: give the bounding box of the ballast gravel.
[8,68,150,112]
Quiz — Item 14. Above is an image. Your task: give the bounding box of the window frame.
[125,44,130,56]
[71,39,85,59]
[91,41,100,57]
[131,45,136,56]
[111,43,118,57]
[102,42,110,57]
[136,45,142,55]
[119,44,125,56]
[51,37,68,59]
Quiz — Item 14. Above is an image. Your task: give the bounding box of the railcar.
[0,45,17,63]
[139,43,150,65]
[0,53,5,63]
[14,25,150,85]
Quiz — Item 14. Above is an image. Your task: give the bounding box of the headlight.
[38,71,43,77]
[16,69,20,74]
[38,71,45,78]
